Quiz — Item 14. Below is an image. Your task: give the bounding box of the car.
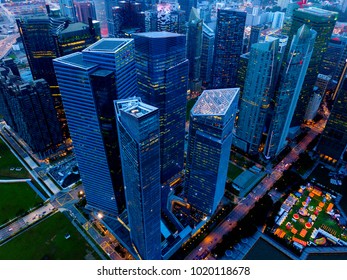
[8,228,13,232]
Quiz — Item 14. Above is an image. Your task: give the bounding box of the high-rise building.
[187,8,202,97]
[178,0,197,21]
[157,1,185,34]
[134,32,188,184]
[186,88,239,216]
[265,25,316,157]
[212,9,246,89]
[59,0,77,22]
[0,67,62,158]
[53,38,137,215]
[105,0,118,35]
[316,73,347,162]
[74,0,97,24]
[286,7,338,127]
[235,52,249,98]
[115,97,161,260]
[17,12,100,138]
[200,23,214,88]
[234,37,283,155]
[271,12,285,29]
[248,24,263,52]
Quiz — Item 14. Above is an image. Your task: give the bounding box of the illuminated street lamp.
[97,213,103,219]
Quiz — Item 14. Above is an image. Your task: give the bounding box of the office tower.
[157,1,186,34]
[200,23,214,88]
[53,38,137,215]
[277,0,290,9]
[234,37,283,155]
[305,74,331,121]
[0,68,62,158]
[286,7,338,127]
[178,0,197,21]
[316,74,347,162]
[248,24,263,52]
[59,0,77,22]
[74,0,97,24]
[105,0,118,35]
[265,25,316,158]
[2,58,20,77]
[187,8,202,97]
[212,9,246,89]
[134,32,188,184]
[115,98,161,260]
[186,88,239,216]
[235,52,249,97]
[17,13,100,138]
[271,12,285,29]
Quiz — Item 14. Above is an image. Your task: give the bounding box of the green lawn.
[0,138,29,179]
[227,162,243,180]
[186,97,198,121]
[0,212,101,260]
[0,182,43,225]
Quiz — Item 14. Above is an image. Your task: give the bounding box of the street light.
[98,213,103,219]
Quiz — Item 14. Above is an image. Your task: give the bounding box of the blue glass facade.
[186,89,239,216]
[53,39,137,215]
[115,98,161,260]
[133,32,188,184]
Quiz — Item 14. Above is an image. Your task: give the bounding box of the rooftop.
[60,22,89,34]
[116,98,158,118]
[84,38,131,53]
[54,53,97,70]
[192,88,239,116]
[297,7,338,18]
[133,31,184,39]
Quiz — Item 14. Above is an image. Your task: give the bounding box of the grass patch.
[0,182,43,225]
[227,162,243,180]
[186,98,198,121]
[0,212,101,260]
[0,138,29,179]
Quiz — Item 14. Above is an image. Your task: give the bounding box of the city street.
[186,120,325,260]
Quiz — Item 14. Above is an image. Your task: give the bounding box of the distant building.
[271,12,285,29]
[115,97,161,260]
[53,39,137,216]
[316,71,347,163]
[59,0,77,22]
[0,67,62,158]
[200,23,214,88]
[178,0,197,21]
[157,0,185,34]
[186,88,239,216]
[134,32,188,184]
[187,8,203,97]
[212,9,246,89]
[74,0,97,24]
[248,24,263,52]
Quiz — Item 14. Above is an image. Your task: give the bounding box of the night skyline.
[0,0,347,262]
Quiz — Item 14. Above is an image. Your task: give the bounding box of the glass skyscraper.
[265,25,316,158]
[200,23,215,88]
[286,7,338,127]
[53,38,137,216]
[211,9,246,89]
[115,97,161,260]
[186,88,239,216]
[134,31,188,184]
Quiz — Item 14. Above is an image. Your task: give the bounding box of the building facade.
[212,9,246,89]
[186,88,239,216]
[134,32,188,184]
[53,39,137,215]
[200,23,214,88]
[115,97,161,260]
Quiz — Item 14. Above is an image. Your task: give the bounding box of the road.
[186,119,326,260]
[0,34,19,60]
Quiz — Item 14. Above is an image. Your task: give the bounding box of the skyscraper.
[0,68,62,158]
[53,38,137,215]
[248,24,263,52]
[286,7,338,127]
[200,23,214,88]
[316,72,347,162]
[265,25,316,158]
[105,0,118,36]
[157,1,186,34]
[178,0,197,21]
[234,37,284,155]
[115,97,161,260]
[59,0,77,22]
[74,0,97,24]
[186,88,239,216]
[134,32,188,184]
[187,8,202,97]
[212,9,246,89]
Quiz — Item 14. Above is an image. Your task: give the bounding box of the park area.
[0,212,101,260]
[274,184,347,251]
[227,162,243,180]
[0,182,42,225]
[0,138,29,179]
